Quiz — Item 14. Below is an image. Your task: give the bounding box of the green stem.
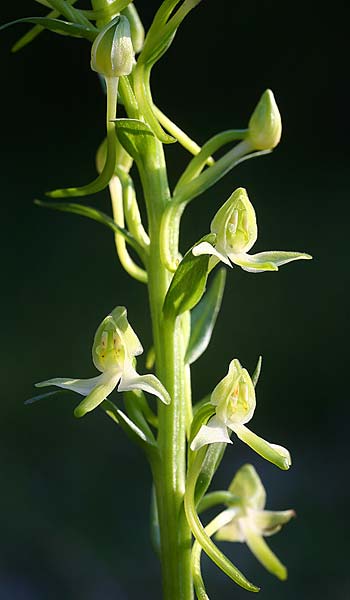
[140,140,193,599]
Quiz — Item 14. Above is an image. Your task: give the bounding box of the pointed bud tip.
[248,89,282,150]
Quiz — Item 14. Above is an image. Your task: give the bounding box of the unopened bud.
[248,89,282,150]
[91,15,134,78]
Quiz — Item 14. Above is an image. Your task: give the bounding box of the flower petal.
[253,509,295,537]
[243,523,288,580]
[250,250,312,267]
[118,364,171,405]
[230,252,278,273]
[35,375,105,397]
[74,371,121,418]
[190,415,232,451]
[232,424,291,470]
[192,242,232,267]
[232,250,312,273]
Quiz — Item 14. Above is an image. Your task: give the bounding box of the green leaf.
[115,118,157,163]
[185,268,226,364]
[0,17,97,41]
[163,234,216,319]
[34,199,143,256]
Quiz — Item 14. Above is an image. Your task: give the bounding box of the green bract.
[91,14,134,77]
[193,187,312,273]
[36,306,170,418]
[215,465,295,580]
[248,89,282,151]
[190,359,291,470]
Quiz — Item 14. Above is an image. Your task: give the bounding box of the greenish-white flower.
[190,359,291,470]
[36,306,170,418]
[192,187,312,273]
[215,464,295,580]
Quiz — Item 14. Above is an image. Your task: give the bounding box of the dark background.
[1,1,348,599]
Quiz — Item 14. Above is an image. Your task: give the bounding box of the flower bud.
[248,90,282,150]
[91,15,134,78]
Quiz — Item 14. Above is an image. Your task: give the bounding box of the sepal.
[232,250,312,273]
[228,463,266,511]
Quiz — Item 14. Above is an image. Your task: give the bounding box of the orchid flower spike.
[192,187,312,273]
[215,464,295,580]
[36,306,170,418]
[190,359,291,470]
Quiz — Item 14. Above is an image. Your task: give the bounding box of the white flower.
[192,187,312,273]
[215,464,295,580]
[190,359,291,470]
[36,306,170,417]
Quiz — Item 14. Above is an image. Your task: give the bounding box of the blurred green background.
[1,1,348,598]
